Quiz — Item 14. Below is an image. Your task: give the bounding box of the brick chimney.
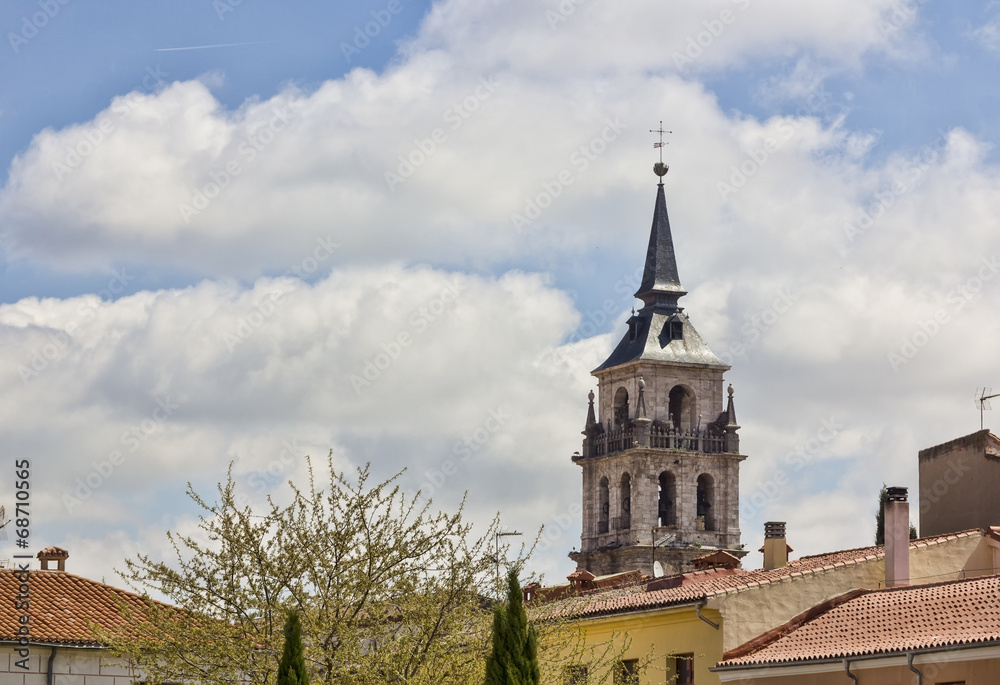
[884,486,910,587]
[762,521,789,571]
[37,546,69,571]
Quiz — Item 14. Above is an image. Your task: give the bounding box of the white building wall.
[0,646,136,685]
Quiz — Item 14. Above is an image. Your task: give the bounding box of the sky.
[2,0,1000,586]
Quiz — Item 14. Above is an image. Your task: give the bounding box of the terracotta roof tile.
[0,568,170,646]
[551,529,982,620]
[717,574,1000,668]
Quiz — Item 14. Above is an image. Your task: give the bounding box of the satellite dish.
[653,561,664,578]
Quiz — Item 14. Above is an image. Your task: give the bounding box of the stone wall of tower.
[578,448,744,550]
[595,362,726,430]
[574,443,745,576]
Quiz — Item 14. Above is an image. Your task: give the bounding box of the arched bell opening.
[613,387,630,427]
[696,473,716,531]
[658,471,677,527]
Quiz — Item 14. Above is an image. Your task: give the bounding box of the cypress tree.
[277,611,309,685]
[484,569,540,685]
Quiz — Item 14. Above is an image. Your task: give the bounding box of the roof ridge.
[794,528,980,563]
[868,570,1000,595]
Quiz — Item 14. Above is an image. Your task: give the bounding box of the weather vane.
[650,121,672,178]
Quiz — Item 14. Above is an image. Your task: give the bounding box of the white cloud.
[971,15,1000,53]
[0,0,929,277]
[2,265,609,582]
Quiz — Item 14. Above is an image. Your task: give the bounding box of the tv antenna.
[975,387,1000,430]
[494,530,523,594]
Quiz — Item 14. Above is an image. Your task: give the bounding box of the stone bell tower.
[569,160,747,577]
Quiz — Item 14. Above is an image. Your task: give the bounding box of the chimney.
[884,486,910,588]
[762,522,789,571]
[37,546,69,572]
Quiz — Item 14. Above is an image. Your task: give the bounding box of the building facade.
[570,166,746,577]
[544,527,1000,685]
[919,428,1000,537]
[713,574,1000,684]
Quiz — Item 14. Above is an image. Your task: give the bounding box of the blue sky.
[2,0,1000,584]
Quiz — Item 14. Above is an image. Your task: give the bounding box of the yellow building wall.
[557,605,725,685]
[712,533,985,652]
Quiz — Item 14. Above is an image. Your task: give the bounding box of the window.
[617,473,631,530]
[696,474,715,531]
[658,471,677,527]
[562,665,588,684]
[668,385,694,430]
[598,477,610,534]
[613,387,630,427]
[675,654,694,684]
[614,659,639,684]
[670,319,683,340]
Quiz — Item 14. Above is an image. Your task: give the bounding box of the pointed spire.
[584,390,598,433]
[636,377,647,419]
[634,181,687,311]
[725,384,740,453]
[725,384,739,428]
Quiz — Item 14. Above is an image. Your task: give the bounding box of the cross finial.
[650,121,672,163]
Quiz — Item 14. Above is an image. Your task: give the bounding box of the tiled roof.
[0,568,167,646]
[530,570,651,603]
[553,529,982,620]
[717,574,1000,668]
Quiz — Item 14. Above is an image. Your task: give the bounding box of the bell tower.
[569,158,747,577]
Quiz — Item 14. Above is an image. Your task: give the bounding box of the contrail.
[155,41,270,52]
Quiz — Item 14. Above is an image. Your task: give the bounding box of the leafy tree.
[277,611,308,685]
[484,569,540,685]
[102,454,524,685]
[875,484,918,545]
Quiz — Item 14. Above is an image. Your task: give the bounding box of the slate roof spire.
[634,169,687,313]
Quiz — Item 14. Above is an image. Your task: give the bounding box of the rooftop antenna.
[494,530,523,594]
[650,121,672,179]
[976,387,1000,430]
